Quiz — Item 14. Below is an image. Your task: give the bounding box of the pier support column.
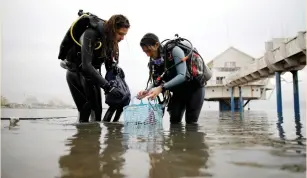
[219,99,240,111]
[275,71,283,120]
[231,87,235,113]
[291,70,300,121]
[239,86,243,113]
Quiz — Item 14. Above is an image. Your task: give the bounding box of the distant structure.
[1,96,9,106]
[204,47,274,111]
[223,31,306,119]
[22,95,40,106]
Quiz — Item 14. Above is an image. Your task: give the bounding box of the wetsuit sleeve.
[163,46,187,89]
[146,83,154,91]
[81,28,109,89]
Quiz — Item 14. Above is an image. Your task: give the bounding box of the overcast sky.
[1,0,306,110]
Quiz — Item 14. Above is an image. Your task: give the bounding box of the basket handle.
[147,98,160,111]
[130,96,145,106]
[130,96,159,106]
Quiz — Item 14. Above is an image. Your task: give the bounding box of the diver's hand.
[60,61,68,69]
[137,90,149,100]
[147,86,163,100]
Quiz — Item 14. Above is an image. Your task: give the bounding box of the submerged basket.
[123,97,163,125]
[123,123,164,153]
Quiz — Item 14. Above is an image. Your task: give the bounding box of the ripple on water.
[1,110,306,178]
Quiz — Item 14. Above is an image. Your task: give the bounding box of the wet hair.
[103,14,130,68]
[140,33,160,47]
[140,33,164,89]
[140,33,163,56]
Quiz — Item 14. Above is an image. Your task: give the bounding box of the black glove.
[104,83,123,98]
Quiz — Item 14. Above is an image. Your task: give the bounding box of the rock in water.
[9,117,20,127]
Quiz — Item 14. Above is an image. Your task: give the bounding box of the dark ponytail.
[140,33,164,89]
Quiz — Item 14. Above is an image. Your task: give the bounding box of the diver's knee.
[90,109,102,122]
[103,107,116,122]
[78,102,92,122]
[185,110,201,123]
[112,109,123,122]
[170,120,182,124]
[168,110,183,123]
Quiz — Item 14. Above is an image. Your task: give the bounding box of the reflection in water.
[214,111,275,149]
[276,121,286,141]
[123,123,164,154]
[148,123,210,178]
[100,123,126,178]
[218,111,270,136]
[2,109,306,178]
[276,118,304,145]
[58,123,102,178]
[294,120,303,144]
[58,123,126,178]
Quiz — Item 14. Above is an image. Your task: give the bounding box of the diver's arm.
[163,46,187,89]
[81,28,109,89]
[58,27,72,60]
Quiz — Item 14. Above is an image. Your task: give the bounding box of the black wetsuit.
[148,45,205,124]
[62,27,120,122]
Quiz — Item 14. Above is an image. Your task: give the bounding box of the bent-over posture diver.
[58,11,130,122]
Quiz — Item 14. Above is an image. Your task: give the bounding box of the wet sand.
[1,110,306,178]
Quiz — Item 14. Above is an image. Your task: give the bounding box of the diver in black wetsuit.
[58,13,130,122]
[137,33,212,124]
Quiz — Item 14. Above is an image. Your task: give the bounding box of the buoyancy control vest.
[158,34,212,87]
[58,9,106,69]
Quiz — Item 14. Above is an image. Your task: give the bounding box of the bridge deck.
[225,31,306,87]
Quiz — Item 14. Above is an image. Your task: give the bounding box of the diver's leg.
[167,92,186,124]
[102,107,116,122]
[112,107,123,122]
[66,70,89,122]
[185,86,205,124]
[91,85,102,122]
[79,76,97,123]
[66,70,86,111]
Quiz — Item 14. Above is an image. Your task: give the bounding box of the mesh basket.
[123,97,163,125]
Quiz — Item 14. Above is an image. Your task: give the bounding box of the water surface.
[1,109,306,178]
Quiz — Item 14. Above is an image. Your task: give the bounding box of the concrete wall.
[271,38,292,49]
[210,47,255,83]
[204,85,266,100]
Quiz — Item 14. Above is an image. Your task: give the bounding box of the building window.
[216,67,240,72]
[230,62,236,67]
[216,76,225,84]
[225,62,236,67]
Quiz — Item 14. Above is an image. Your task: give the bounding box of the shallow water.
[1,109,306,178]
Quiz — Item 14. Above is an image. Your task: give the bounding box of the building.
[205,47,274,111]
